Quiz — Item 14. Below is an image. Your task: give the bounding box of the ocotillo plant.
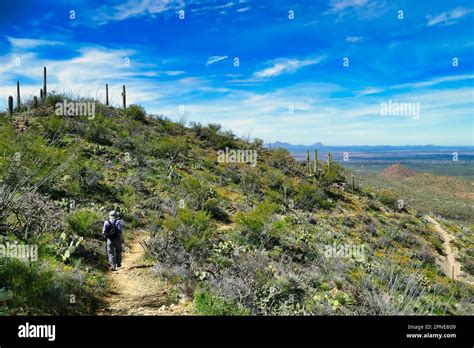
[16,81,21,110]
[106,84,109,106]
[306,149,310,173]
[43,67,47,99]
[351,174,355,193]
[122,85,127,110]
[8,96,14,115]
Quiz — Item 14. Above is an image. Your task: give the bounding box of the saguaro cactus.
[313,148,318,175]
[327,151,332,173]
[306,149,310,173]
[40,89,43,100]
[33,96,38,108]
[106,84,109,106]
[351,174,355,193]
[122,85,126,110]
[16,81,21,110]
[8,96,13,115]
[43,66,47,99]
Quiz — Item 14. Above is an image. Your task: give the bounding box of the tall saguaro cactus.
[16,81,21,110]
[8,96,13,115]
[122,85,127,110]
[43,67,47,99]
[106,84,109,106]
[351,174,355,193]
[313,148,318,175]
[306,149,310,173]
[327,151,332,173]
[40,89,43,100]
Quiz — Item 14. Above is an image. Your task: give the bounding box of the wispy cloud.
[325,0,368,14]
[93,0,184,25]
[345,36,363,43]
[237,7,250,13]
[253,56,325,79]
[206,55,229,65]
[6,36,63,49]
[426,7,473,26]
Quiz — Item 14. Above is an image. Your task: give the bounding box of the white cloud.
[325,0,368,14]
[345,36,363,43]
[237,7,250,13]
[94,0,185,24]
[426,7,473,26]
[6,36,63,49]
[253,56,325,79]
[206,56,228,65]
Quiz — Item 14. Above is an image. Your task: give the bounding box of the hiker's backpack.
[104,220,119,240]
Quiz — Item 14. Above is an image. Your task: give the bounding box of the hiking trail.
[98,232,193,315]
[425,215,473,286]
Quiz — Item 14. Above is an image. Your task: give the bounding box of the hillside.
[379,163,417,180]
[0,94,472,316]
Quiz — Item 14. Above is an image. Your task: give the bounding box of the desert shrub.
[294,183,331,211]
[235,202,279,247]
[354,258,432,315]
[43,92,67,108]
[0,257,105,315]
[74,164,105,194]
[116,184,137,214]
[194,123,237,149]
[266,148,302,176]
[125,104,147,121]
[160,208,215,256]
[220,164,241,184]
[85,114,114,145]
[181,176,215,210]
[254,275,309,315]
[262,168,286,191]
[203,198,230,222]
[4,190,64,242]
[67,209,102,238]
[321,163,346,184]
[194,287,249,315]
[151,136,188,160]
[240,168,263,198]
[376,189,399,209]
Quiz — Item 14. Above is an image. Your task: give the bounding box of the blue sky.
[0,0,473,145]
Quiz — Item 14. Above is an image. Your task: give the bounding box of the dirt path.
[98,234,193,315]
[425,216,472,285]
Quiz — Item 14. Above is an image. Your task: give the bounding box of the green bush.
[236,202,279,246]
[125,104,147,122]
[67,209,102,237]
[0,257,104,315]
[151,136,188,159]
[203,198,230,222]
[294,183,331,211]
[376,189,399,209]
[163,208,215,253]
[194,287,249,315]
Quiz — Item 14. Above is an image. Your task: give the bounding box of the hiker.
[103,210,123,271]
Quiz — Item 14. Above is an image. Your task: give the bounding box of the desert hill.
[0,93,472,316]
[379,163,416,180]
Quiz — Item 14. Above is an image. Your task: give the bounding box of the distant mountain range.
[265,142,474,161]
